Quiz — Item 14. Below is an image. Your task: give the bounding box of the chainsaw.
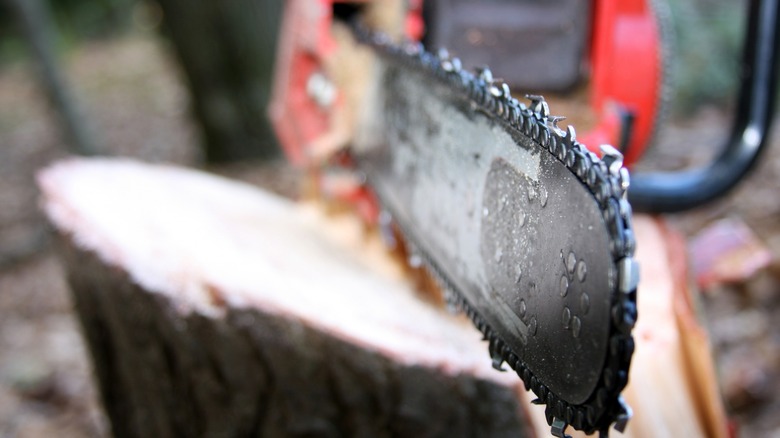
[269,0,780,436]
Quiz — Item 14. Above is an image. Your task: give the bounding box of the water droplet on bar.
[560,276,569,297]
[577,260,587,282]
[567,252,577,274]
[562,306,572,329]
[580,293,590,315]
[572,317,582,338]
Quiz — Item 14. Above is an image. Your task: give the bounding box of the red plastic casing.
[268,0,662,220]
[581,0,662,165]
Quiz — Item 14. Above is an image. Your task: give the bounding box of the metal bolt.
[306,72,337,108]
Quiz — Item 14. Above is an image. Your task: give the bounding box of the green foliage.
[47,0,135,40]
[0,21,28,64]
[0,0,135,65]
[0,3,23,63]
[667,0,746,115]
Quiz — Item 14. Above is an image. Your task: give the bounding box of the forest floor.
[0,32,778,437]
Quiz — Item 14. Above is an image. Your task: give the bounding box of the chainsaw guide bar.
[349,24,639,437]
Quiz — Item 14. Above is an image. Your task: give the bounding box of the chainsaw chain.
[352,24,639,437]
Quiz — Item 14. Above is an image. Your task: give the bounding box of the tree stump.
[38,159,533,438]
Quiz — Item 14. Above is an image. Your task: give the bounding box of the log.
[38,159,533,438]
[39,158,728,438]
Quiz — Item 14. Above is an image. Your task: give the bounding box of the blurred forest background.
[0,0,283,161]
[1,0,779,436]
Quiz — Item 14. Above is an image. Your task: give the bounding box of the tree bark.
[38,158,533,438]
[155,0,283,163]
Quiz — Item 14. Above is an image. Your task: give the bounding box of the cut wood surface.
[38,158,532,438]
[614,217,727,438]
[38,158,727,438]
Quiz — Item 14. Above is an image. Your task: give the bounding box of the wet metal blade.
[352,29,637,436]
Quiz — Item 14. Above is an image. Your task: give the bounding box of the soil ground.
[1,32,779,436]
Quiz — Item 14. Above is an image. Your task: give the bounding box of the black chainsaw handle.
[629,0,780,213]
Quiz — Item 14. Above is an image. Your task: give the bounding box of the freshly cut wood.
[616,217,727,438]
[38,158,533,438]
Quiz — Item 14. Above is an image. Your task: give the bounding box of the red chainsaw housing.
[268,0,662,219]
[269,0,423,167]
[581,0,663,166]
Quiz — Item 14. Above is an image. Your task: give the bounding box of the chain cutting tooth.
[613,396,632,433]
[477,66,494,83]
[551,418,571,438]
[600,144,624,175]
[437,48,456,72]
[525,93,543,106]
[618,258,640,293]
[548,116,567,135]
[488,337,506,370]
[564,125,577,144]
[539,101,551,119]
[450,57,462,73]
[619,198,633,223]
[618,167,631,197]
[524,94,550,119]
[555,125,575,161]
[404,41,423,55]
